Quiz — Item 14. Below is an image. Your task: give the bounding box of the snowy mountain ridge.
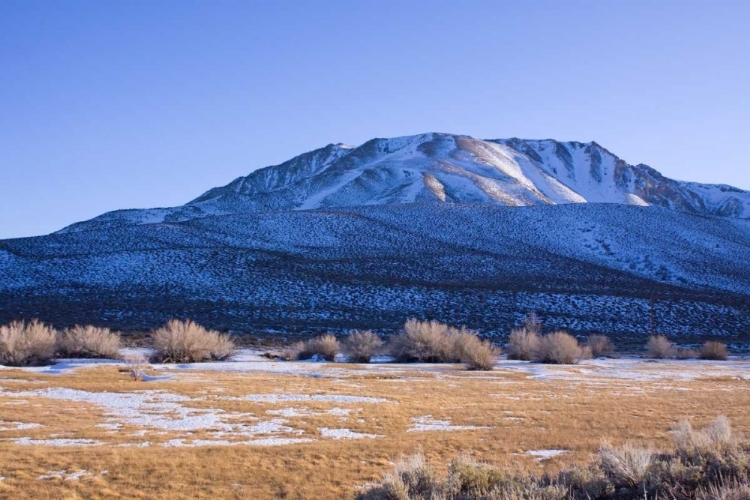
[59,133,749,233]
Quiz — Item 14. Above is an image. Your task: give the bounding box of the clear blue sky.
[1,0,748,238]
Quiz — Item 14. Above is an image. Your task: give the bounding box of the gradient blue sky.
[1,0,748,238]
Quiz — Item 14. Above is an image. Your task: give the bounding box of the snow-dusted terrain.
[1,133,749,339]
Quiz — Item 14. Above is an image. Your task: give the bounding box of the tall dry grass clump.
[0,320,57,366]
[57,325,121,359]
[506,312,542,361]
[646,335,674,359]
[151,319,236,363]
[699,341,728,360]
[586,334,616,358]
[535,331,590,364]
[297,334,340,361]
[342,330,383,363]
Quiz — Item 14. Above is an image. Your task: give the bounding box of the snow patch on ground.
[239,394,390,404]
[14,438,102,446]
[526,449,569,461]
[407,415,490,432]
[0,421,43,431]
[320,428,381,440]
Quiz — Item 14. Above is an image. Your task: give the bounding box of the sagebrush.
[359,416,748,500]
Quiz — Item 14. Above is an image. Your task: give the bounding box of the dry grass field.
[0,354,749,499]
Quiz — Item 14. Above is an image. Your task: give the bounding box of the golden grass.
[0,359,749,499]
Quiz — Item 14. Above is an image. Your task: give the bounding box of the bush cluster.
[389,319,499,370]
[151,319,236,363]
[506,314,594,364]
[0,320,57,366]
[359,416,749,500]
[58,325,121,359]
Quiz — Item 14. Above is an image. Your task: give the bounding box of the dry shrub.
[298,334,340,361]
[700,341,728,361]
[535,331,589,364]
[360,416,749,500]
[676,347,699,360]
[123,354,149,381]
[151,319,236,363]
[280,341,305,361]
[697,479,750,500]
[507,312,542,361]
[0,320,57,366]
[453,332,499,371]
[673,416,734,453]
[646,335,674,359]
[598,442,653,489]
[342,330,383,363]
[507,328,540,361]
[389,320,497,369]
[57,325,121,359]
[358,452,441,500]
[389,319,455,363]
[586,334,616,358]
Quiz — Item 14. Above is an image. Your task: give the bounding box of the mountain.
[2,133,750,341]
[58,133,750,234]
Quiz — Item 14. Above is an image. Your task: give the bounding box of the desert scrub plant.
[57,325,121,359]
[123,354,149,381]
[506,312,542,361]
[598,442,654,489]
[359,416,749,500]
[535,331,590,364]
[646,335,674,359]
[297,334,340,361]
[389,319,456,363]
[357,452,442,500]
[699,341,728,360]
[672,415,734,454]
[342,330,383,363]
[676,347,699,359]
[586,334,616,358]
[151,319,236,363]
[452,330,499,370]
[0,320,57,366]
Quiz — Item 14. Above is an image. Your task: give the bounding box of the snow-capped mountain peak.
[58,133,749,233]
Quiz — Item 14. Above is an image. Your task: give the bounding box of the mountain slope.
[58,133,749,234]
[3,204,750,339]
[4,133,750,340]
